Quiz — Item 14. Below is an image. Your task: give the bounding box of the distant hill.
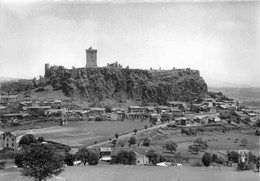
[209,87,260,108]
[0,77,18,82]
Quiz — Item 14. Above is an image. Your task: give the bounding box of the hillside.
[42,67,207,105]
[209,87,260,109]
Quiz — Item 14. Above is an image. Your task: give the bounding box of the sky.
[0,1,260,87]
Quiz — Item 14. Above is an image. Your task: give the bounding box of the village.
[0,90,260,166]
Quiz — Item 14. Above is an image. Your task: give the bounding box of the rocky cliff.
[46,67,208,104]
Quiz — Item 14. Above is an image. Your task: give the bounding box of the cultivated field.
[24,119,150,146]
[0,165,259,181]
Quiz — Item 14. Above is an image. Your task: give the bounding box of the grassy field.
[23,119,150,146]
[0,165,259,181]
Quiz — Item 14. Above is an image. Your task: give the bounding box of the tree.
[202,153,212,168]
[115,133,119,139]
[128,136,136,145]
[144,125,148,129]
[15,153,24,167]
[20,143,64,181]
[194,137,208,150]
[146,149,159,165]
[164,141,177,153]
[32,77,37,88]
[64,153,76,166]
[113,150,135,165]
[75,148,99,166]
[254,118,260,127]
[37,136,45,143]
[190,146,200,154]
[211,154,219,163]
[143,138,151,147]
[111,139,117,148]
[87,151,99,165]
[76,147,90,165]
[227,151,239,163]
[133,129,137,135]
[0,161,7,169]
[19,134,38,146]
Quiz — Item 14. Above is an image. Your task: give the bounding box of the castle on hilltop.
[44,47,200,78]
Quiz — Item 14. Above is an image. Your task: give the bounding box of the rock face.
[46,67,208,104]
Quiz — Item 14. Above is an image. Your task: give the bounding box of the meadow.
[0,165,259,181]
[25,119,150,146]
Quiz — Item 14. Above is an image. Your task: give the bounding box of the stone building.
[86,47,97,68]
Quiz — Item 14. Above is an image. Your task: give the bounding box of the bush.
[15,153,24,167]
[95,116,102,121]
[128,136,136,145]
[112,150,135,165]
[202,153,212,167]
[0,161,7,169]
[64,153,76,166]
[190,159,204,167]
[143,138,151,147]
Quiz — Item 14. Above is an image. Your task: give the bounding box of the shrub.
[0,161,7,169]
[64,153,76,166]
[143,138,151,147]
[113,150,135,165]
[128,136,136,145]
[190,160,204,167]
[15,153,24,167]
[202,153,212,167]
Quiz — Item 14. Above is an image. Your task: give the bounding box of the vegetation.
[0,161,7,169]
[146,149,165,165]
[164,141,177,154]
[202,153,212,168]
[142,138,151,147]
[133,129,137,135]
[64,153,76,166]
[76,147,99,166]
[19,143,64,181]
[19,134,38,146]
[115,133,119,139]
[112,150,135,165]
[128,136,137,145]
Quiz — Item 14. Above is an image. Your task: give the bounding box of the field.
[22,119,150,146]
[0,165,259,181]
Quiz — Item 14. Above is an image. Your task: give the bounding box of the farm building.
[100,147,112,161]
[134,151,149,165]
[0,131,26,150]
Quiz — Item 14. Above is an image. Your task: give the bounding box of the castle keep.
[86,47,97,68]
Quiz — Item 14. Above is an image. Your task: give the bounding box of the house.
[202,98,215,107]
[235,111,249,121]
[24,106,52,116]
[0,131,26,150]
[109,111,124,121]
[194,115,209,125]
[134,151,149,165]
[168,101,186,110]
[157,106,175,114]
[99,147,112,161]
[175,117,188,126]
[0,95,17,104]
[128,106,147,113]
[80,108,106,120]
[1,113,31,123]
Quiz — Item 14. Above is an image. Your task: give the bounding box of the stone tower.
[86,47,97,68]
[45,63,50,77]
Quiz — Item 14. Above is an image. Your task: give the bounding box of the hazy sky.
[0,1,260,87]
